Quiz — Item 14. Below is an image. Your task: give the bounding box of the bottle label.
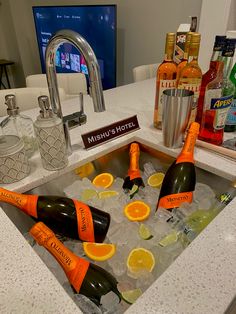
[158,191,193,210]
[157,79,176,121]
[210,94,233,129]
[0,188,38,218]
[73,200,95,242]
[178,79,201,124]
[225,99,236,125]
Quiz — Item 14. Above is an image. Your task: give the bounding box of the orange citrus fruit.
[124,201,151,221]
[92,172,114,188]
[127,248,155,273]
[83,242,116,261]
[147,172,165,188]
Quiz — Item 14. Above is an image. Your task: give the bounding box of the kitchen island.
[0,78,236,314]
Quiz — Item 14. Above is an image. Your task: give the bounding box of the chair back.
[0,87,66,116]
[26,73,87,97]
[133,63,160,82]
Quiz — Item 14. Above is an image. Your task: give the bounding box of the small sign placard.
[81,115,140,149]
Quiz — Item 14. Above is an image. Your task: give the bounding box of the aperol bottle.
[153,32,177,129]
[196,35,226,124]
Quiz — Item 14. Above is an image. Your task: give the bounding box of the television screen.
[32,5,116,90]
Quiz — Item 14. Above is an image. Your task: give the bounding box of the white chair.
[26,73,87,98]
[0,87,66,116]
[133,63,160,82]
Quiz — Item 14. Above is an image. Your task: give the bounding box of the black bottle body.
[37,196,110,243]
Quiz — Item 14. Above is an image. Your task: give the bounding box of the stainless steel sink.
[1,142,232,236]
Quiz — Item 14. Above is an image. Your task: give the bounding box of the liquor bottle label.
[209,94,233,129]
[73,200,95,242]
[158,79,176,121]
[178,79,201,124]
[0,188,38,218]
[158,191,193,210]
[225,99,236,125]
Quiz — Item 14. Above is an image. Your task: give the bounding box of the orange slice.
[92,172,114,188]
[124,201,151,221]
[83,242,116,261]
[127,248,155,273]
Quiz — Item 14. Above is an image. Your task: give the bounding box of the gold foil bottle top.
[166,32,176,43]
[190,32,201,44]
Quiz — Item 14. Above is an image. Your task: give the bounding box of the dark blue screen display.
[33,5,116,90]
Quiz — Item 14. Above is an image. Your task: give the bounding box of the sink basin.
[0,142,233,311]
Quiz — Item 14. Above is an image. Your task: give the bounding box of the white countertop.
[0,78,236,314]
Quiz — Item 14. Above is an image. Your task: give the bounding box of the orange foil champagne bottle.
[0,187,110,242]
[30,222,120,305]
[123,142,145,192]
[154,32,177,129]
[157,122,200,211]
[178,33,202,126]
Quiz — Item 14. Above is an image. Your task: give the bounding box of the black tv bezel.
[32,4,117,89]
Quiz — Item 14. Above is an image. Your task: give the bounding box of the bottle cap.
[190,32,201,43]
[166,32,175,42]
[30,222,55,245]
[5,94,20,116]
[38,95,54,119]
[189,122,200,134]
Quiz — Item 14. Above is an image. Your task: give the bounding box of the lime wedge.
[138,224,153,240]
[159,231,178,247]
[129,184,139,199]
[81,189,98,201]
[121,288,142,304]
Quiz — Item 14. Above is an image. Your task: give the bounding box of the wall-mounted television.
[32,5,117,90]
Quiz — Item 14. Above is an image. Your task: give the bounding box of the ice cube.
[136,270,155,289]
[193,183,215,204]
[73,294,102,314]
[112,177,124,191]
[100,291,120,313]
[108,250,127,277]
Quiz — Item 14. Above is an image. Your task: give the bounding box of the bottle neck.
[211,49,222,62]
[0,187,38,218]
[164,41,175,61]
[187,43,200,64]
[222,55,233,79]
[176,125,199,164]
[30,222,90,292]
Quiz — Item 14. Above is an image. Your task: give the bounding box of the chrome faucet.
[45,29,106,154]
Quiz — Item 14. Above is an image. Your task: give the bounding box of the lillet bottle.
[0,187,110,242]
[30,222,120,306]
[153,32,177,129]
[157,122,200,211]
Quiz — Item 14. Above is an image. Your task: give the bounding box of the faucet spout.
[45,29,106,118]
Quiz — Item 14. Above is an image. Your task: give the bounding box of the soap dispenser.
[0,94,37,158]
[34,95,68,171]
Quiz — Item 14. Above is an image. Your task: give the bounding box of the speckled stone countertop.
[0,79,236,313]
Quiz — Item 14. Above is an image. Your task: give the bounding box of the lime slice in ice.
[81,189,98,201]
[121,288,142,304]
[159,230,178,247]
[129,184,139,199]
[99,190,119,199]
[138,223,153,240]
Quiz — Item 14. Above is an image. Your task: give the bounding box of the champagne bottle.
[157,122,200,211]
[30,222,120,306]
[0,187,110,242]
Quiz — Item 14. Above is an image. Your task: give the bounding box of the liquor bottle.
[153,32,177,129]
[176,32,192,82]
[196,35,226,124]
[225,62,236,132]
[178,33,202,127]
[199,39,235,145]
[157,122,200,211]
[0,187,110,243]
[30,222,120,306]
[0,94,37,157]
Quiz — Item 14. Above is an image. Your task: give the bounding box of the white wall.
[0,0,202,87]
